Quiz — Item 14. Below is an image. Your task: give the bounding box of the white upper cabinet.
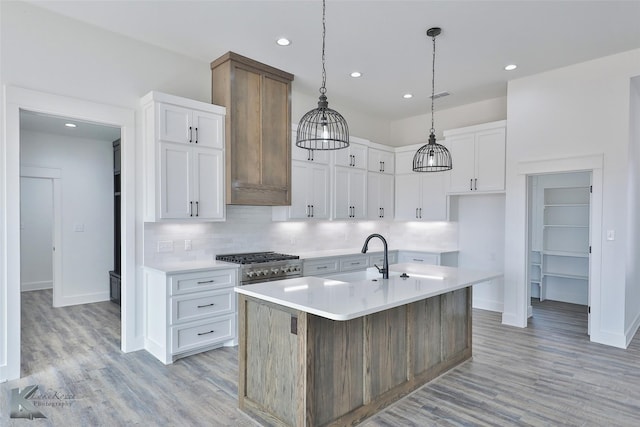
[368,172,394,220]
[333,139,368,169]
[368,148,395,174]
[333,167,367,219]
[273,130,331,221]
[394,149,448,221]
[158,104,223,149]
[444,120,506,193]
[142,91,226,221]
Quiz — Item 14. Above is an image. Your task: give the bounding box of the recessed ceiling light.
[403,93,413,99]
[64,123,77,128]
[504,64,517,71]
[350,71,362,78]
[276,38,291,46]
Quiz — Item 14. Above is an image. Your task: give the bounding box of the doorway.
[2,86,138,381]
[527,171,592,334]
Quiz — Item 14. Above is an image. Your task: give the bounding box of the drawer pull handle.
[350,262,361,265]
[197,280,215,284]
[413,258,424,262]
[317,266,328,270]
[197,303,215,308]
[197,330,215,336]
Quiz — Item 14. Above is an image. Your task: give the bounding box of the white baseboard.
[54,291,110,307]
[590,328,627,349]
[21,280,53,291]
[625,311,640,348]
[472,298,503,313]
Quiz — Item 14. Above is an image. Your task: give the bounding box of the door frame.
[19,168,62,305]
[518,154,603,339]
[2,85,140,381]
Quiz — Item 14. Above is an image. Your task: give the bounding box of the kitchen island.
[235,263,501,426]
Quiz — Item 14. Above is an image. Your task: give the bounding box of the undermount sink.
[325,267,402,282]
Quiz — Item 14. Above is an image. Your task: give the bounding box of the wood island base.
[237,286,472,426]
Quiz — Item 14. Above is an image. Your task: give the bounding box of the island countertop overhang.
[234,263,502,321]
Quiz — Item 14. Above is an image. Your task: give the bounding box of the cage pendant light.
[413,27,452,172]
[296,0,349,151]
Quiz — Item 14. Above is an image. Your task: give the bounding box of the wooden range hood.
[211,52,294,206]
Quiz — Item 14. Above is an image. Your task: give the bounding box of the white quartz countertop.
[144,260,240,274]
[297,247,458,260]
[235,263,501,321]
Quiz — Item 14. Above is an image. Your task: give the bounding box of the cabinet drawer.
[303,259,340,276]
[171,289,235,324]
[171,314,235,354]
[170,269,236,295]
[340,255,370,272]
[399,252,439,265]
[369,251,398,267]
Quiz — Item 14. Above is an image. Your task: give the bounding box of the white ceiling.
[25,0,640,121]
[20,110,121,141]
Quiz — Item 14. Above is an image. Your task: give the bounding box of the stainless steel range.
[216,252,302,285]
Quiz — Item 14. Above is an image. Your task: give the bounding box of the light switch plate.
[74,223,85,232]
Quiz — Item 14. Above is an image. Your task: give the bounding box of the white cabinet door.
[395,174,421,220]
[368,148,395,174]
[368,173,394,219]
[334,167,366,219]
[193,111,224,149]
[309,163,330,219]
[475,128,506,191]
[287,161,330,220]
[159,104,192,144]
[289,161,310,218]
[419,172,448,221]
[379,173,395,219]
[192,147,224,220]
[334,167,351,219]
[160,142,192,218]
[448,134,475,193]
[350,169,367,219]
[334,142,367,169]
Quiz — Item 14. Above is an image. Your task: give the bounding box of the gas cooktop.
[216,251,300,264]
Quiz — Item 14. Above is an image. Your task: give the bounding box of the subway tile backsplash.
[144,206,458,264]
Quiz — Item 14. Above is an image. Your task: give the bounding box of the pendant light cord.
[320,0,327,95]
[430,32,436,135]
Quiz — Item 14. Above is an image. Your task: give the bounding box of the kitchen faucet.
[361,233,389,279]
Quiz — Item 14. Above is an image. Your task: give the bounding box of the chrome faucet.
[361,233,389,279]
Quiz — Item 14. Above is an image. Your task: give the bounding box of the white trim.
[21,166,61,179]
[2,85,140,381]
[56,292,110,307]
[21,281,53,292]
[513,154,604,345]
[442,120,507,138]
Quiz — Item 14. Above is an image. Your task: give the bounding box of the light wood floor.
[3,291,640,426]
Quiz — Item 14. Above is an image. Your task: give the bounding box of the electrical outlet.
[184,240,192,251]
[607,230,615,241]
[74,223,85,232]
[157,240,174,253]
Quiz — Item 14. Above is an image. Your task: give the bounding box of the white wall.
[627,77,640,331]
[505,49,640,347]
[20,177,53,291]
[454,194,505,312]
[21,130,114,305]
[389,97,507,147]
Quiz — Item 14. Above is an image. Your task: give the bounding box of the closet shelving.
[539,186,590,299]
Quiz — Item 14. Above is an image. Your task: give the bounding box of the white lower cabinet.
[144,267,238,364]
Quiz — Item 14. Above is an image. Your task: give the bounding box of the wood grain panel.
[441,288,470,359]
[244,298,297,426]
[407,296,442,376]
[308,314,364,426]
[367,306,407,397]
[231,66,261,185]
